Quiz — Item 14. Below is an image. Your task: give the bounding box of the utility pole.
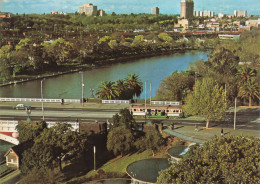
[81,71,84,106]
[150,82,152,107]
[41,80,44,121]
[234,97,237,130]
[145,81,147,123]
[93,146,96,171]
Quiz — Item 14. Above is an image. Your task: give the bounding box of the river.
[0,51,208,99]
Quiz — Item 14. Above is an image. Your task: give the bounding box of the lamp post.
[81,71,84,106]
[26,107,31,123]
[93,146,96,171]
[234,97,237,130]
[90,88,95,98]
[41,80,44,121]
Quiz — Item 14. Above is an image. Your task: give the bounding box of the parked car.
[15,104,31,110]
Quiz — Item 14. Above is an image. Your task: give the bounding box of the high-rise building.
[180,0,194,19]
[234,10,247,17]
[78,3,97,16]
[152,7,159,15]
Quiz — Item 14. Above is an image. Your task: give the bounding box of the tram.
[129,105,183,118]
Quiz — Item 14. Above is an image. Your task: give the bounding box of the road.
[0,106,259,130]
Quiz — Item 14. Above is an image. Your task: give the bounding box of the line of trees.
[95,73,143,100]
[155,29,260,128]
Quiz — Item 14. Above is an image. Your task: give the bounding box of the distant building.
[218,13,224,19]
[194,10,200,17]
[180,0,194,19]
[175,19,189,29]
[234,10,247,17]
[97,9,106,16]
[203,10,215,17]
[78,3,97,16]
[218,34,240,40]
[245,18,260,28]
[194,10,215,17]
[0,12,11,18]
[152,7,159,15]
[51,11,58,14]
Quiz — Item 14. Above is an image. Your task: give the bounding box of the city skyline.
[0,0,260,15]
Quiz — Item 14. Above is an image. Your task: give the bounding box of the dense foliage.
[157,135,260,184]
[96,74,143,100]
[156,29,260,107]
[106,126,134,157]
[16,122,88,174]
[183,77,227,128]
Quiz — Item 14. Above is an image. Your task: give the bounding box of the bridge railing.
[0,98,80,103]
[102,100,129,104]
[151,101,180,105]
[0,120,18,132]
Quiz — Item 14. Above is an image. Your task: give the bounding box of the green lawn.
[65,150,168,184]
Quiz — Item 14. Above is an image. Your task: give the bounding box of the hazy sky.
[1,0,260,15]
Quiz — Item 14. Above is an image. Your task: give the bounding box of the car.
[15,104,31,110]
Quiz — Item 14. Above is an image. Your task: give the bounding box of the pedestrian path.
[164,128,207,144]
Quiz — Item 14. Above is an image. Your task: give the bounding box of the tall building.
[234,10,247,17]
[78,3,97,16]
[152,7,159,15]
[180,0,194,19]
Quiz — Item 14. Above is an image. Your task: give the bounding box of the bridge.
[0,120,79,145]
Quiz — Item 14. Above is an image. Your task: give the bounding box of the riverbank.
[0,48,208,88]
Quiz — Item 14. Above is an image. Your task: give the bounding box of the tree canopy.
[106,126,134,157]
[157,135,260,184]
[183,77,227,128]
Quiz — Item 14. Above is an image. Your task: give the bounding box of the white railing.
[0,120,19,132]
[102,100,129,104]
[0,98,80,103]
[46,121,79,131]
[151,101,180,105]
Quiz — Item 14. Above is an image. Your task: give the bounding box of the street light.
[93,146,96,171]
[81,71,84,106]
[26,107,31,123]
[90,88,95,98]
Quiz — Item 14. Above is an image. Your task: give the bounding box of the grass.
[65,150,168,184]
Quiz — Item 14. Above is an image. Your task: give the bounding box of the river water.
[0,51,208,99]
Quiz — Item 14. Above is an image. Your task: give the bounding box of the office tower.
[78,3,97,16]
[180,0,194,19]
[152,7,159,15]
[234,10,247,17]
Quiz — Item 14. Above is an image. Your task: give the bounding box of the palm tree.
[95,81,118,100]
[238,80,260,107]
[125,73,143,99]
[115,79,127,100]
[236,65,256,87]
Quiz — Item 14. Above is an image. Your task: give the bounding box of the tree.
[107,126,134,157]
[111,108,137,130]
[125,73,143,98]
[183,78,227,129]
[0,45,12,81]
[157,135,260,184]
[20,123,87,173]
[156,71,194,101]
[96,81,118,100]
[16,121,47,143]
[238,79,260,106]
[135,130,164,156]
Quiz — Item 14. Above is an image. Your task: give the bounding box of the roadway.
[0,105,259,130]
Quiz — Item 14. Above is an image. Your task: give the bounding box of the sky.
[0,0,260,15]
